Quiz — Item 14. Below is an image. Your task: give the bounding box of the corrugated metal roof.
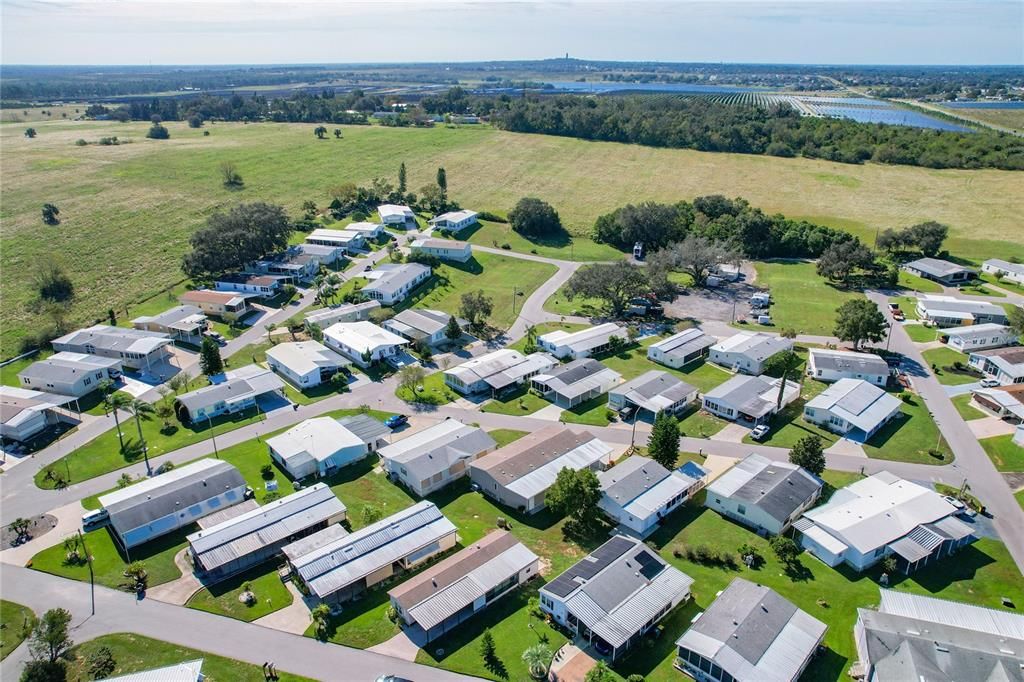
[805,379,902,433]
[105,659,203,682]
[505,438,612,500]
[187,484,346,571]
[879,589,1024,640]
[289,501,456,599]
[648,328,715,360]
[380,421,496,481]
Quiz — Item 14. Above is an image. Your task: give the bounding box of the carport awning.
[888,537,932,563]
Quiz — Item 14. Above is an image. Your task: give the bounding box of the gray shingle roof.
[905,257,974,279]
[708,454,822,524]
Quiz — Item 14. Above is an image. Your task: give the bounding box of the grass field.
[486,428,529,448]
[904,323,939,342]
[932,105,1024,133]
[464,219,620,262]
[66,633,311,681]
[597,338,732,393]
[4,120,1023,358]
[979,434,1024,472]
[0,600,35,660]
[404,252,556,330]
[395,370,460,405]
[750,261,862,335]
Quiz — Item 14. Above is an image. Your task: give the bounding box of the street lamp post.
[77,530,95,616]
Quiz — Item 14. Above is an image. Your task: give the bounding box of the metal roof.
[287,501,457,599]
[446,349,557,389]
[905,257,974,278]
[19,352,122,384]
[610,370,696,414]
[533,359,622,401]
[304,301,381,328]
[984,258,1024,276]
[648,328,716,360]
[362,263,431,297]
[336,414,390,444]
[941,323,1014,341]
[266,417,365,469]
[539,323,628,354]
[105,659,204,682]
[676,578,827,682]
[131,304,206,329]
[918,295,1006,318]
[379,420,496,481]
[99,459,245,535]
[805,378,903,433]
[323,321,408,354]
[52,324,172,355]
[878,589,1024,640]
[543,536,693,648]
[265,341,350,376]
[708,454,822,524]
[385,309,459,338]
[808,348,889,376]
[0,386,78,428]
[504,438,612,500]
[711,332,793,363]
[175,364,284,413]
[187,484,345,571]
[599,456,702,520]
[412,238,469,250]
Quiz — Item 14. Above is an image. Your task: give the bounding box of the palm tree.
[154,399,175,432]
[522,644,552,680]
[127,399,156,473]
[106,392,132,452]
[769,350,803,411]
[265,323,276,344]
[311,603,331,639]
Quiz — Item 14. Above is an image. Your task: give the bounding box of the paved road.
[867,290,1024,572]
[0,566,474,682]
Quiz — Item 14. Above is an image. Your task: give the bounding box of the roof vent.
[761,604,768,613]
[432,579,437,588]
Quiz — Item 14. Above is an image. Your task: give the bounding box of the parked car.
[980,378,1000,388]
[81,508,109,530]
[385,414,408,429]
[750,424,771,441]
[942,495,966,510]
[204,330,226,345]
[892,311,905,321]
[888,302,900,312]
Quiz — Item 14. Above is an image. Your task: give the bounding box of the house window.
[737,504,746,515]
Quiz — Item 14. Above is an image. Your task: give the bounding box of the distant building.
[531,358,622,409]
[322,321,409,368]
[380,419,497,496]
[854,589,1024,682]
[647,328,716,369]
[174,365,285,422]
[803,378,903,440]
[362,263,431,305]
[915,295,1008,327]
[939,323,1018,353]
[469,425,613,514]
[537,323,629,360]
[303,301,380,329]
[305,228,366,253]
[265,340,350,389]
[444,349,557,397]
[705,453,822,535]
[248,250,319,283]
[268,417,371,480]
[346,221,385,240]
[968,346,1024,385]
[132,305,208,345]
[187,483,346,581]
[297,242,346,266]
[795,471,974,572]
[383,309,468,347]
[286,500,458,606]
[0,386,78,442]
[540,536,694,662]
[179,289,252,322]
[51,325,173,372]
[981,258,1024,285]
[429,210,479,233]
[388,530,539,643]
[378,203,417,228]
[410,238,472,263]
[607,370,697,418]
[676,578,827,682]
[702,374,800,426]
[214,273,281,298]
[598,456,704,537]
[806,348,889,385]
[18,352,121,398]
[98,459,247,550]
[903,257,975,285]
[709,332,793,375]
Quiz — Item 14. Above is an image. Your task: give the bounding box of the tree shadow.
[887,544,995,594]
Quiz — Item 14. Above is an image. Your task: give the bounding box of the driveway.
[944,381,981,397]
[968,417,1016,439]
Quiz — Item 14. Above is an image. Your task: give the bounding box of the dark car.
[385,414,409,429]
[593,639,613,656]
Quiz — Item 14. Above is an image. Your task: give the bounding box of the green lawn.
[544,281,606,317]
[979,434,1024,472]
[980,272,1024,295]
[481,386,549,416]
[5,119,1023,359]
[676,404,729,439]
[305,583,400,649]
[951,393,987,421]
[904,323,939,342]
[395,370,460,405]
[1016,489,1024,512]
[889,296,920,321]
[598,337,732,393]
[402,251,557,330]
[922,346,984,386]
[750,261,863,335]
[615,501,1024,682]
[486,428,529,448]
[187,563,294,622]
[958,282,1005,298]
[742,378,838,448]
[36,400,268,489]
[29,524,187,590]
[897,270,943,293]
[0,600,35,660]
[560,395,615,426]
[464,219,621,262]
[0,349,52,386]
[863,394,952,465]
[66,633,311,681]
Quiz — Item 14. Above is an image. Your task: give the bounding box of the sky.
[1,0,1021,66]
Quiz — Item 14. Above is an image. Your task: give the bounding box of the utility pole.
[512,285,518,316]
[78,530,95,615]
[207,414,220,458]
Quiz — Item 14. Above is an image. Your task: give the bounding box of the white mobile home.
[132,305,208,345]
[214,274,281,297]
[981,258,1024,285]
[267,417,370,480]
[179,290,252,322]
[702,374,800,426]
[607,370,696,419]
[806,348,889,385]
[410,238,472,263]
[598,456,704,537]
[304,301,381,329]
[803,378,903,441]
[709,331,793,375]
[537,323,628,360]
[531,358,622,409]
[18,352,122,398]
[915,295,1009,327]
[429,210,479,233]
[443,349,557,396]
[0,386,79,442]
[51,325,173,372]
[903,258,975,285]
[705,454,822,535]
[940,323,1017,353]
[380,419,497,496]
[968,346,1024,385]
[174,365,285,422]
[377,204,417,228]
[322,321,409,368]
[383,309,468,347]
[362,263,431,305]
[647,328,715,369]
[265,341,350,389]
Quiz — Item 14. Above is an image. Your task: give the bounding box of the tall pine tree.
[648,410,680,470]
[199,337,224,376]
[398,162,407,194]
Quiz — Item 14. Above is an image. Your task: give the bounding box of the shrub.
[260,463,274,480]
[477,210,507,223]
[75,138,88,146]
[501,243,511,250]
[87,645,117,678]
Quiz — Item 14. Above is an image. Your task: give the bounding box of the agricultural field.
[933,105,1024,133]
[4,120,1024,358]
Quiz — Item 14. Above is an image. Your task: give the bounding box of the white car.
[980,378,1000,388]
[750,424,771,441]
[942,495,966,510]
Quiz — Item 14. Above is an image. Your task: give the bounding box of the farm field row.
[4,119,1024,357]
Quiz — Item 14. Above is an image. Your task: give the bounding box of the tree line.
[481,94,1024,170]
